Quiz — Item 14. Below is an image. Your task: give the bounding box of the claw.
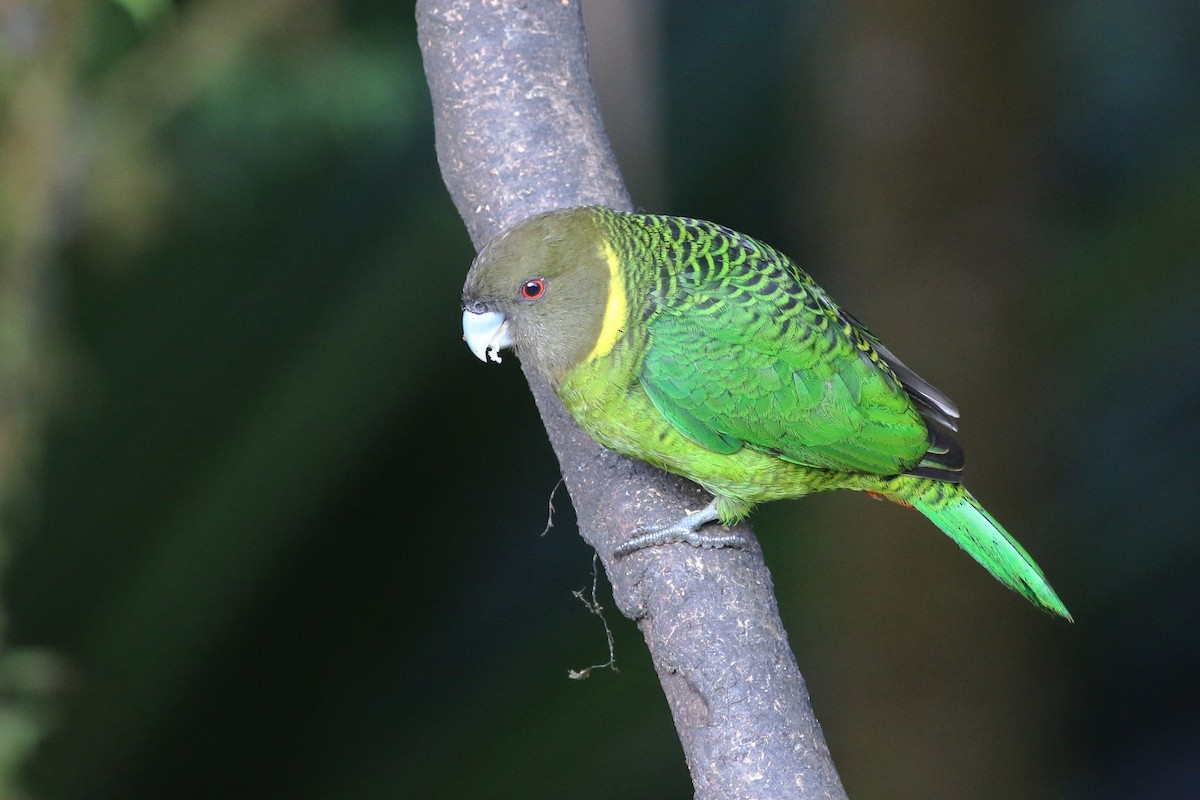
[614,500,748,557]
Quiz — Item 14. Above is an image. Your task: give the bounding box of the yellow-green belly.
[555,354,887,524]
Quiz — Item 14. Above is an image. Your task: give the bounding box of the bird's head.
[462,207,615,382]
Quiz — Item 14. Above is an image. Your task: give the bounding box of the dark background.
[2,1,1198,797]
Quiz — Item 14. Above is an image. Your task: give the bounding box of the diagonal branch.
[416,2,847,797]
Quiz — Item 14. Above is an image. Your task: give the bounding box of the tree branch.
[417,2,847,796]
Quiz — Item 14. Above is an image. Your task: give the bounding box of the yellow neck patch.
[584,241,627,362]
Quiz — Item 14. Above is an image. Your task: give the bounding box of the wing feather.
[639,230,940,477]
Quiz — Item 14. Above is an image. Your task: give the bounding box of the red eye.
[520,278,546,300]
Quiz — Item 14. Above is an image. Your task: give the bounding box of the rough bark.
[417,2,847,797]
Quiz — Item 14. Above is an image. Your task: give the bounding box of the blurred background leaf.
[0,0,1197,798]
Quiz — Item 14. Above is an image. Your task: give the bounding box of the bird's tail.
[886,477,1072,620]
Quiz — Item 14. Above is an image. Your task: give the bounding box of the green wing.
[638,224,934,476]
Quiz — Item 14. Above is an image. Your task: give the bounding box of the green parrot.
[462,206,1070,620]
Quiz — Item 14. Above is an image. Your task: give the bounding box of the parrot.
[461,206,1071,620]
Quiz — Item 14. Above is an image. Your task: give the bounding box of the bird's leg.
[614,499,748,557]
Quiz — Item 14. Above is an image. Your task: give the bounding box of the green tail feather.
[895,479,1072,620]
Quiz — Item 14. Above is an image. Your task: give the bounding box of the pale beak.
[462,309,512,363]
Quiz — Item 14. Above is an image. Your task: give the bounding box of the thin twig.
[567,554,618,680]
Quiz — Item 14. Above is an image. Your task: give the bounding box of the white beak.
[462,309,512,363]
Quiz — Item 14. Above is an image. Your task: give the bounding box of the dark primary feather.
[907,425,965,481]
[834,309,965,482]
[841,310,961,432]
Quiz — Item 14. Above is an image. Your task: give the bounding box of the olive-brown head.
[462,208,615,382]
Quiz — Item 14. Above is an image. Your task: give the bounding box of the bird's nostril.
[464,299,487,314]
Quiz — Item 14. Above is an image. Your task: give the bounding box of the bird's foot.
[614,500,747,557]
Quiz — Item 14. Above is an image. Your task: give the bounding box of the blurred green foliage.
[0,1,1197,798]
